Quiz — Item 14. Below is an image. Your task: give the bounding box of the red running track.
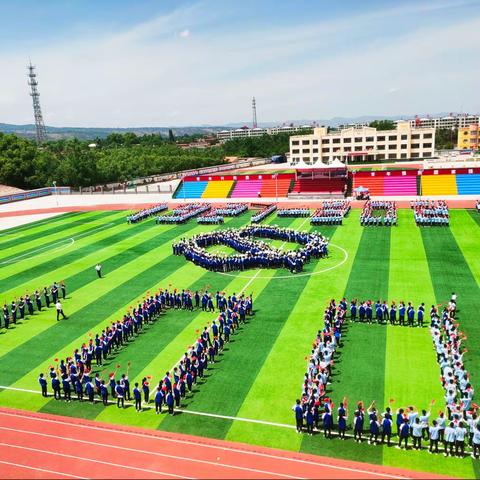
[0,408,446,479]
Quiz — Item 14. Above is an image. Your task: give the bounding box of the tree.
[168,129,175,142]
[435,128,457,150]
[368,120,396,130]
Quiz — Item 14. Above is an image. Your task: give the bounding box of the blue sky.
[1,0,479,127]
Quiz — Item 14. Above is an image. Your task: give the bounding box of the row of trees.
[0,130,294,190]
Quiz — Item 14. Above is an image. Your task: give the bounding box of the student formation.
[294,295,480,458]
[39,288,253,415]
[360,200,397,226]
[172,225,329,273]
[411,199,450,226]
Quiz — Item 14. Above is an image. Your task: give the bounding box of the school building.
[289,121,435,165]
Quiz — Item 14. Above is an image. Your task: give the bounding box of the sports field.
[1,207,479,478]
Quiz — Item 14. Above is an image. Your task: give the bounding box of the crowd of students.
[38,288,253,415]
[172,225,329,273]
[411,200,450,226]
[251,204,277,223]
[294,295,480,457]
[311,200,351,225]
[197,210,225,224]
[126,204,168,223]
[156,203,211,224]
[216,203,248,216]
[2,281,67,329]
[277,208,310,217]
[360,200,397,226]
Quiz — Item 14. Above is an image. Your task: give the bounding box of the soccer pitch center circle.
[215,242,348,280]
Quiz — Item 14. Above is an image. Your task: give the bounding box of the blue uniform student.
[417,307,424,327]
[382,415,392,446]
[166,391,174,415]
[293,399,304,432]
[338,404,347,439]
[354,412,364,442]
[398,419,410,449]
[154,387,163,414]
[133,383,142,411]
[115,381,124,408]
[305,409,314,435]
[407,305,415,327]
[38,373,47,397]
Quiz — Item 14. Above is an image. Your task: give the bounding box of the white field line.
[0,223,115,266]
[0,408,410,479]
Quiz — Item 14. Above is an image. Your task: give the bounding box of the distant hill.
[0,123,227,141]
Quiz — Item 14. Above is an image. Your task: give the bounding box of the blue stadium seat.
[174,181,208,199]
[456,174,480,195]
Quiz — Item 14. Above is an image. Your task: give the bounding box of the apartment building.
[398,114,479,130]
[217,124,312,141]
[457,124,479,150]
[289,121,435,165]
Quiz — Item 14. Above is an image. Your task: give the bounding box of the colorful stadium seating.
[383,175,417,196]
[174,181,208,199]
[421,174,457,196]
[201,180,234,198]
[455,174,480,195]
[230,180,263,198]
[260,178,292,197]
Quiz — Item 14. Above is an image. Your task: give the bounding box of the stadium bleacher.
[455,174,480,195]
[174,180,208,199]
[201,180,234,198]
[421,174,458,196]
[230,179,263,198]
[291,177,345,194]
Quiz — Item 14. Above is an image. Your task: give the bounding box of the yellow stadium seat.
[421,175,457,195]
[201,180,235,198]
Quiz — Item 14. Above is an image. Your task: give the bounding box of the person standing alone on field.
[55,300,67,321]
[95,263,102,278]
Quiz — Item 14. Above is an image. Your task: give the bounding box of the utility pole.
[27,62,47,143]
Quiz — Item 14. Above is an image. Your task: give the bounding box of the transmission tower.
[27,62,47,143]
[252,97,257,128]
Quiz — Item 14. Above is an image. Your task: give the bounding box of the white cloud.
[0,1,479,127]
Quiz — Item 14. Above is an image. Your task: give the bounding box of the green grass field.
[1,208,480,478]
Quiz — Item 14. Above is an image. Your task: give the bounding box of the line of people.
[216,203,248,216]
[197,209,225,224]
[172,225,329,273]
[38,289,253,415]
[2,281,67,329]
[126,203,168,223]
[251,204,277,223]
[277,208,310,217]
[156,203,211,224]
[311,200,351,226]
[360,200,397,226]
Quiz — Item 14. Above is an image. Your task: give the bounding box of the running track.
[0,408,445,479]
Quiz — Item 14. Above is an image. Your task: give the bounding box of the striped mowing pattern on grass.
[1,209,480,478]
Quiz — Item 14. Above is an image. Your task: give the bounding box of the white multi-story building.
[397,114,479,130]
[217,125,312,141]
[289,121,435,165]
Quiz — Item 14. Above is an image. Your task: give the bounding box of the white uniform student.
[412,418,423,450]
[444,422,457,457]
[429,420,440,453]
[472,427,480,459]
[455,422,467,457]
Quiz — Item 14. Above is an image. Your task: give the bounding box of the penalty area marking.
[0,223,115,266]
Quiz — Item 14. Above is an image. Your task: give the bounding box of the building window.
[355,146,363,151]
[322,139,330,144]
[333,147,340,152]
[292,149,299,154]
[411,153,419,158]
[423,143,432,148]
[344,147,351,152]
[411,143,420,149]
[303,157,310,161]
[401,153,407,158]
[322,148,329,153]
[388,153,396,159]
[312,148,318,153]
[388,144,396,150]
[332,138,340,144]
[322,156,329,161]
[355,137,362,142]
[292,141,299,145]
[312,139,318,145]
[401,134,408,140]
[302,149,309,153]
[388,135,397,141]
[343,138,351,143]
[412,134,420,139]
[423,152,432,157]
[377,154,385,160]
[302,140,309,145]
[401,144,407,149]
[366,136,374,142]
[424,133,432,139]
[377,136,385,141]
[378,145,385,150]
[312,157,318,161]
